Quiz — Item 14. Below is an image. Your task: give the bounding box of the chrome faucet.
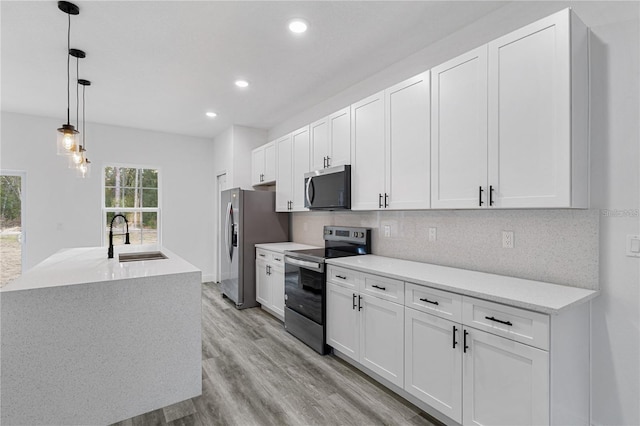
[108,213,130,259]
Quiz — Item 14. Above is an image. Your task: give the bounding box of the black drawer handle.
[274,258,282,262]
[358,295,363,311]
[419,297,439,305]
[352,293,357,310]
[463,330,469,353]
[336,275,347,280]
[372,284,386,291]
[485,316,513,326]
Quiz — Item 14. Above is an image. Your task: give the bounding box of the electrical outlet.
[502,231,514,249]
[627,235,640,257]
[428,227,437,242]
[384,225,391,238]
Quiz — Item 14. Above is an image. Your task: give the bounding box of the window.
[0,171,25,287]
[103,166,160,246]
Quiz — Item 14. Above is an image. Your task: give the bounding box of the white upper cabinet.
[251,141,276,186]
[310,107,351,171]
[275,127,310,212]
[432,8,588,209]
[488,8,588,208]
[431,47,488,209]
[385,71,430,210]
[351,72,431,211]
[351,91,386,210]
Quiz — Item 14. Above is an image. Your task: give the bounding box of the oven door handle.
[284,256,324,273]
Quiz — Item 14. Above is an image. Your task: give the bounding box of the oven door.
[284,256,325,325]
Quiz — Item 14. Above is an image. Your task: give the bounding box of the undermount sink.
[118,251,168,263]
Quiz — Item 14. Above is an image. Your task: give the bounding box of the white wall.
[272,2,640,424]
[0,112,216,281]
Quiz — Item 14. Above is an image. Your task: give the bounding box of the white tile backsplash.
[291,209,599,290]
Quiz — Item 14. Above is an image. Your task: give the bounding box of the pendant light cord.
[82,84,86,149]
[76,55,79,142]
[66,13,71,126]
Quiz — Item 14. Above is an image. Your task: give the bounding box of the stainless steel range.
[283,226,371,354]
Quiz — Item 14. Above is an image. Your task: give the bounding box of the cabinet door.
[463,327,549,426]
[359,294,404,387]
[255,258,269,306]
[270,265,285,320]
[405,308,462,424]
[488,10,571,208]
[431,46,488,209]
[263,141,277,183]
[310,117,329,171]
[275,136,292,212]
[251,146,265,186]
[291,126,310,211]
[328,107,351,168]
[351,92,385,210]
[326,282,359,361]
[385,72,430,210]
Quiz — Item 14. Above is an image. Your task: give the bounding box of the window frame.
[101,163,162,247]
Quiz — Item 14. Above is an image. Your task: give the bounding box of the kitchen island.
[0,245,202,425]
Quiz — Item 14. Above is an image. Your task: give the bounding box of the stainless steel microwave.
[304,165,351,210]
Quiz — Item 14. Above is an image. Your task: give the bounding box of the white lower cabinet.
[327,264,590,426]
[462,327,548,426]
[405,308,463,423]
[326,271,404,387]
[255,249,285,321]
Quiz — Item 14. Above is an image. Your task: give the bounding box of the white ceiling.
[1,1,508,139]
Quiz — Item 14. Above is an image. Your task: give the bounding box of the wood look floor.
[112,283,442,426]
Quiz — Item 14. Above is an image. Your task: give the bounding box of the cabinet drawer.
[256,248,272,261]
[405,283,462,322]
[462,297,549,350]
[362,273,404,304]
[327,266,362,290]
[270,253,285,266]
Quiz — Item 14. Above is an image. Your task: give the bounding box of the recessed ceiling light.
[235,80,249,88]
[288,19,308,34]
[206,112,217,118]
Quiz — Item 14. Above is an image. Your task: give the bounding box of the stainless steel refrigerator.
[220,188,289,309]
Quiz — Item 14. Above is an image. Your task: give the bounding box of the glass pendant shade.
[69,145,84,168]
[76,157,91,178]
[57,124,79,155]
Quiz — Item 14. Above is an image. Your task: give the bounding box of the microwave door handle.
[305,176,315,206]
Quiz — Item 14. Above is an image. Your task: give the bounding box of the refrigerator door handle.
[225,201,233,261]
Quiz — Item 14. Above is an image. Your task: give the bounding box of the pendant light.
[69,48,85,168]
[56,1,80,156]
[76,79,92,178]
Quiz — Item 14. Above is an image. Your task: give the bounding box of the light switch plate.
[428,227,437,242]
[502,231,514,249]
[384,225,391,238]
[626,235,640,257]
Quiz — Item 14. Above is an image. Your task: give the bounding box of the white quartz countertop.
[326,255,598,315]
[1,245,200,292]
[255,242,321,253]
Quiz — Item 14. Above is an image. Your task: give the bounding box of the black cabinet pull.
[352,293,357,310]
[419,297,439,305]
[489,185,494,206]
[378,193,383,208]
[453,326,458,349]
[372,284,386,291]
[266,265,270,275]
[323,156,327,168]
[336,275,347,280]
[463,330,469,353]
[326,156,331,167]
[274,257,281,262]
[384,193,389,208]
[479,186,484,206]
[485,316,513,326]
[358,295,363,311]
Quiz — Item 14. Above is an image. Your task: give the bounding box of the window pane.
[104,167,116,186]
[142,169,158,189]
[142,212,158,244]
[120,188,140,208]
[0,174,22,287]
[142,188,158,207]
[105,187,116,208]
